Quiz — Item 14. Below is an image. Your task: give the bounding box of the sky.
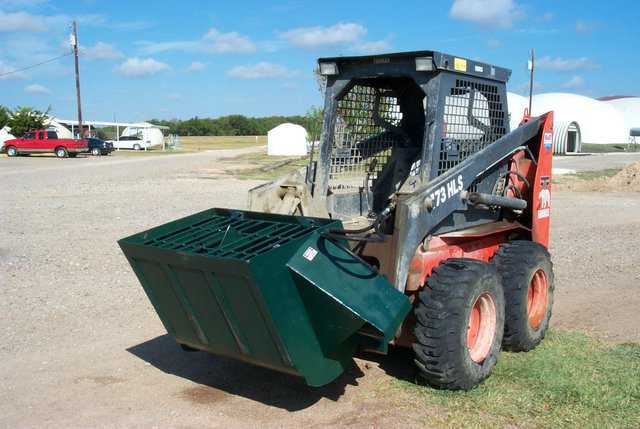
[0,0,638,122]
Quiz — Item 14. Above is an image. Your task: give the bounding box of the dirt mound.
[607,160,640,191]
[554,161,640,192]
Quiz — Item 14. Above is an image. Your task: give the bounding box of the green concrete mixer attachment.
[119,208,411,387]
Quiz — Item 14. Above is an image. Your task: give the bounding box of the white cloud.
[137,28,255,55]
[24,83,50,94]
[227,62,296,79]
[449,0,523,28]
[0,0,48,8]
[202,28,255,53]
[135,40,196,54]
[82,42,123,60]
[575,20,596,33]
[539,12,554,22]
[352,39,390,54]
[279,22,367,48]
[487,38,502,49]
[537,56,598,71]
[114,57,169,78]
[0,10,49,32]
[167,93,182,101]
[186,61,206,72]
[562,75,585,88]
[0,60,27,79]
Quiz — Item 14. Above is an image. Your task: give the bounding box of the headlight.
[319,62,339,76]
[415,56,434,71]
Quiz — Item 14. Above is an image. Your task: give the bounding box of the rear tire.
[491,241,554,352]
[413,258,505,390]
[6,146,17,157]
[133,143,141,151]
[55,147,68,158]
[91,147,100,156]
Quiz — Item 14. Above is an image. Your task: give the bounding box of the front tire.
[491,241,554,352]
[133,143,141,151]
[413,258,505,390]
[56,147,68,158]
[91,147,100,156]
[6,146,18,157]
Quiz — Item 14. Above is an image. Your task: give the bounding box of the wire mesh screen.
[438,79,506,176]
[329,84,403,190]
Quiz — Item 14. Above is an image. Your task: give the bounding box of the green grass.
[553,168,621,189]
[225,152,310,180]
[581,143,639,153]
[109,135,267,157]
[177,135,266,151]
[392,331,640,428]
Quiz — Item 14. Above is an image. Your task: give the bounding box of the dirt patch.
[179,385,232,405]
[608,160,640,190]
[555,161,640,192]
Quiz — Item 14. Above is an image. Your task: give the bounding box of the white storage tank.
[267,123,308,156]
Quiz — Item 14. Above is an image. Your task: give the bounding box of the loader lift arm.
[392,115,551,291]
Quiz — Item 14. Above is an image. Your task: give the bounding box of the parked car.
[86,137,114,156]
[108,135,147,151]
[2,130,88,158]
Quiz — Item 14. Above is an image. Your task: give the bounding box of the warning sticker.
[544,131,553,151]
[302,247,318,261]
[454,57,467,72]
[537,176,551,219]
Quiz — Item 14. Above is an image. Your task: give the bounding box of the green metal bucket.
[119,208,411,387]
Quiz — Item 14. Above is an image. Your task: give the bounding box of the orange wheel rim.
[467,293,497,363]
[527,269,548,329]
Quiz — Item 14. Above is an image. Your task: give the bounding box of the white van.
[108,125,165,150]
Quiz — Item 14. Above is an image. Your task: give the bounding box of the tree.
[299,106,324,144]
[6,106,51,137]
[0,105,10,130]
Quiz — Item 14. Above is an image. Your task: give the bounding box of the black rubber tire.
[413,258,505,390]
[55,147,68,158]
[91,147,100,156]
[6,146,18,157]
[491,241,554,352]
[133,144,141,151]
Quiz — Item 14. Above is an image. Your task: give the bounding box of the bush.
[6,106,51,137]
[148,108,322,137]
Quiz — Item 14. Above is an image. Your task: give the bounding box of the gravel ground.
[1,151,638,428]
[553,152,640,172]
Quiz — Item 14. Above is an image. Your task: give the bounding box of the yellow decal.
[454,57,467,72]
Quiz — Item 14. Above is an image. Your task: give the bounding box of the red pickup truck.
[3,130,88,158]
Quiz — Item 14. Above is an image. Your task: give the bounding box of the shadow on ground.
[127,334,368,411]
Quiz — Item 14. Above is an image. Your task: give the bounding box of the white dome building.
[601,96,640,136]
[506,92,529,131]
[46,118,73,138]
[267,123,308,156]
[507,92,630,154]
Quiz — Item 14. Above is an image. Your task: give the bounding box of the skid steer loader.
[119,50,555,390]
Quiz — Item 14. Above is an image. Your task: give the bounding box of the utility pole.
[71,20,83,138]
[528,48,535,115]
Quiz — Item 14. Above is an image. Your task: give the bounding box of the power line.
[0,51,73,79]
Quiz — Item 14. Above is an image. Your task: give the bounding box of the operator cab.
[313,51,511,225]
